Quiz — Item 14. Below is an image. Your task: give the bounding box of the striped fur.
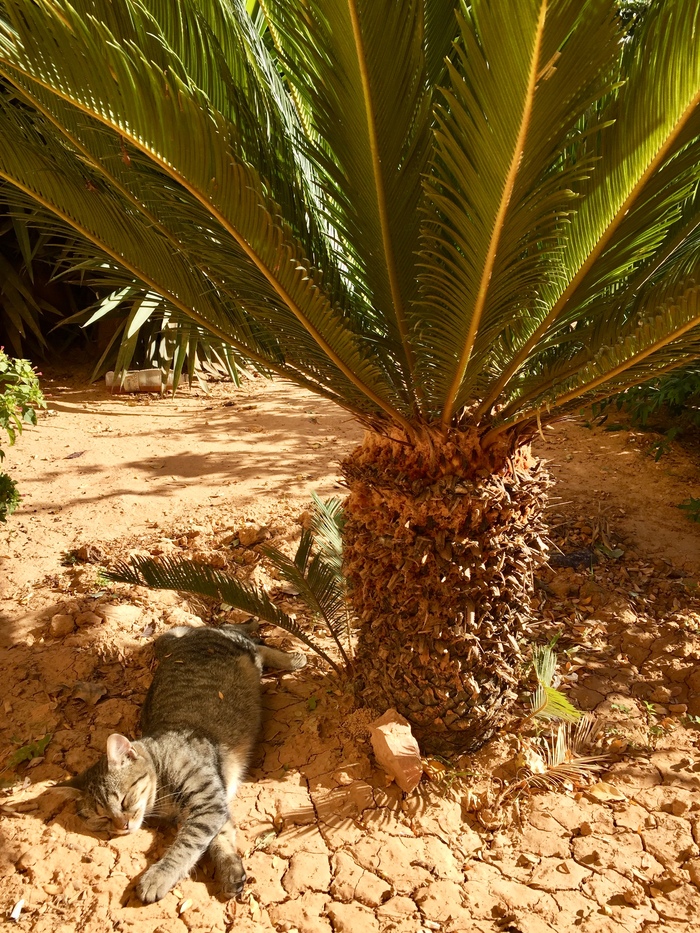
[58,625,305,902]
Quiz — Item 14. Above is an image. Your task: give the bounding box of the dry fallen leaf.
[422,757,448,781]
[584,781,627,803]
[71,681,107,706]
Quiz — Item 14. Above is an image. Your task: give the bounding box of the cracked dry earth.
[1,368,700,933]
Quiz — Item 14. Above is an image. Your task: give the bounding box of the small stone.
[326,902,379,933]
[99,604,143,625]
[75,544,103,562]
[548,576,580,599]
[50,614,76,637]
[579,822,594,836]
[516,853,539,868]
[75,611,103,628]
[622,887,645,907]
[332,770,355,787]
[238,524,268,547]
[669,704,688,714]
[671,798,689,817]
[369,709,422,793]
[686,858,700,887]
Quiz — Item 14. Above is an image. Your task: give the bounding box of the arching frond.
[0,0,699,435]
[107,556,342,672]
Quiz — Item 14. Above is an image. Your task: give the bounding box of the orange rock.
[368,710,422,793]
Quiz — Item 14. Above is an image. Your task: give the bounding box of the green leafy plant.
[107,497,350,673]
[595,364,700,461]
[1,0,700,753]
[0,349,43,451]
[5,732,52,770]
[0,469,19,522]
[678,496,700,523]
[0,348,44,521]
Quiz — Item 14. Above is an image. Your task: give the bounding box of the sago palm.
[0,0,699,752]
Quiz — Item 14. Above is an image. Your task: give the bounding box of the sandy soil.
[1,368,700,933]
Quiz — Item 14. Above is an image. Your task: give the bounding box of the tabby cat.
[57,624,305,903]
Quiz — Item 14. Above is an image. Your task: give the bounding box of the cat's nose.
[112,817,129,832]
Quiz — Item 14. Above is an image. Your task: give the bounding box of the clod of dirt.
[238,523,269,547]
[368,709,422,793]
[74,544,104,563]
[49,613,75,637]
[75,611,103,628]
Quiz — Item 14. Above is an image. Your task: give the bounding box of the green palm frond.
[478,1,700,420]
[260,527,351,666]
[530,685,582,724]
[0,0,414,427]
[258,0,454,415]
[0,0,699,432]
[503,716,606,800]
[532,645,557,687]
[419,0,622,424]
[528,645,581,723]
[0,89,386,415]
[106,556,343,673]
[309,494,345,579]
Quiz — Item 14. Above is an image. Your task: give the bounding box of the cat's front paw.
[288,651,307,671]
[136,864,179,903]
[217,853,247,899]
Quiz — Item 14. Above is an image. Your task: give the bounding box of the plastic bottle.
[105,370,174,393]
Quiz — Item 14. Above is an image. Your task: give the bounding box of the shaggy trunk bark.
[342,428,550,755]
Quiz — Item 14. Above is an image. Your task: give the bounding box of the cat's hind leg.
[257,645,307,671]
[208,821,246,898]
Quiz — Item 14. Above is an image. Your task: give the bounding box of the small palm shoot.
[107,497,350,674]
[504,647,607,801]
[527,645,582,725]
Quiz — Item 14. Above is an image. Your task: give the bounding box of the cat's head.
[56,734,156,834]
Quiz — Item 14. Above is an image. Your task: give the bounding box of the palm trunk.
[342,428,550,755]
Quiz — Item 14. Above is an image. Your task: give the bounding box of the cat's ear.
[106,733,138,769]
[52,773,86,798]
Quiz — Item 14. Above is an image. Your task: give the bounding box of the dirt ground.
[1,366,700,933]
